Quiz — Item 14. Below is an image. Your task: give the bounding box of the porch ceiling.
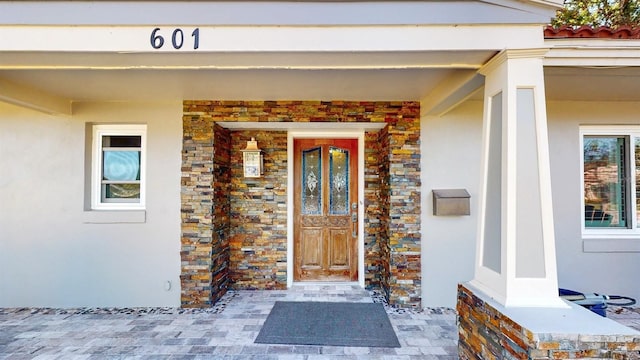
[544,66,640,102]
[0,68,457,103]
[0,50,493,106]
[3,51,640,114]
[463,66,640,103]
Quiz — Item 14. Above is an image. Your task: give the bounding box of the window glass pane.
[584,136,628,228]
[302,147,321,215]
[103,135,141,148]
[104,184,140,200]
[329,147,349,215]
[93,126,145,209]
[103,151,141,181]
[636,137,640,228]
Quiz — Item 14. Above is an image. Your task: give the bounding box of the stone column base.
[457,283,640,359]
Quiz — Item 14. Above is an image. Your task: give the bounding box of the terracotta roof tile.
[545,25,640,39]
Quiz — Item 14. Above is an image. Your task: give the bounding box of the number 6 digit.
[150,28,164,49]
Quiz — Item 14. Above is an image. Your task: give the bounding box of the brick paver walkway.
[0,285,458,359]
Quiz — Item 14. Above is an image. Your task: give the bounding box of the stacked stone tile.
[229,131,288,290]
[364,130,386,291]
[386,103,422,308]
[457,284,640,360]
[181,107,230,307]
[181,100,421,308]
[378,125,393,303]
[365,127,393,301]
[211,124,231,304]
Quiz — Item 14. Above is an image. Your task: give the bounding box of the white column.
[471,49,567,308]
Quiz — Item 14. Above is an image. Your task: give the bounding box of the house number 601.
[150,28,200,50]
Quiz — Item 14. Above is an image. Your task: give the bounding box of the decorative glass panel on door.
[302,147,322,215]
[329,146,349,215]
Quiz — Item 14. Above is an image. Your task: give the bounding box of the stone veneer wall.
[364,128,391,298]
[386,115,422,307]
[378,127,392,300]
[181,100,421,308]
[458,284,640,360]
[364,131,383,290]
[211,124,231,304]
[229,131,288,289]
[181,116,231,307]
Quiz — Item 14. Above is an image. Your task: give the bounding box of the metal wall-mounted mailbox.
[432,189,471,216]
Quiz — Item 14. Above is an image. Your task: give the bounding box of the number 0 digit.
[172,29,184,49]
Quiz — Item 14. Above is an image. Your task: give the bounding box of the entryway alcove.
[180,100,422,309]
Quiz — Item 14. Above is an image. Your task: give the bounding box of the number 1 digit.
[191,28,200,50]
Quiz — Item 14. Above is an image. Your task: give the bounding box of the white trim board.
[0,2,557,26]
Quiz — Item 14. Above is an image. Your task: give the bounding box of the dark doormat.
[254,301,400,348]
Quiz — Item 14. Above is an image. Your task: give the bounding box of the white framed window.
[91,124,146,210]
[580,126,639,238]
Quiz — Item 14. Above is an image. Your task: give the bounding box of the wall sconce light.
[241,137,263,178]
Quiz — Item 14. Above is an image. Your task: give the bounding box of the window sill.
[582,238,640,253]
[83,210,146,224]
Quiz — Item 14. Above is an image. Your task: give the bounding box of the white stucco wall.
[547,101,640,304]
[421,99,640,308]
[3,96,637,309]
[0,101,182,307]
[421,100,483,308]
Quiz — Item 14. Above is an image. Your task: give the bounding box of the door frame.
[287,130,365,288]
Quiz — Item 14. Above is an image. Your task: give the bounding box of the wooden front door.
[294,138,358,281]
